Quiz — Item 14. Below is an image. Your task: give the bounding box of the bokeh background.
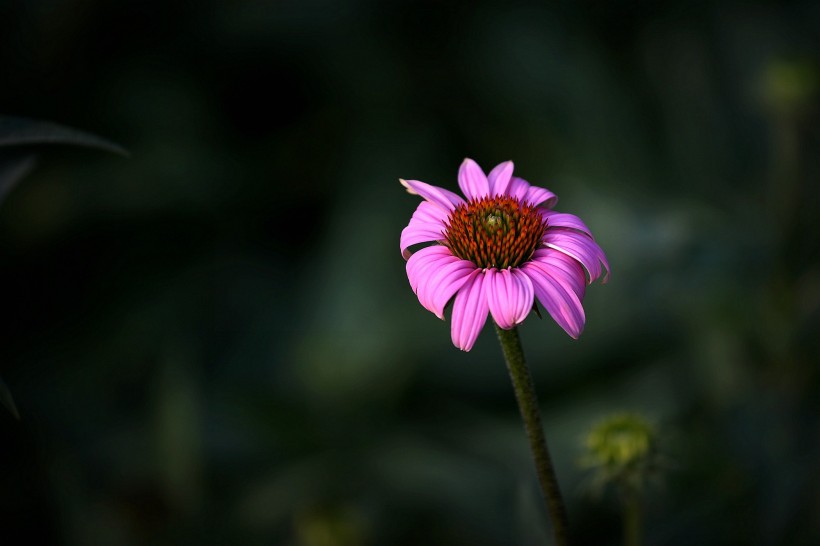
[1,1,818,544]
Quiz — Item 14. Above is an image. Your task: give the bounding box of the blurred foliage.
[0,376,20,420]
[0,115,125,419]
[1,0,819,545]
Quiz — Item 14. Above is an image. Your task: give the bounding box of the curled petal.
[406,246,476,319]
[529,248,586,299]
[401,178,465,212]
[417,257,477,319]
[400,224,444,259]
[505,176,530,201]
[503,176,558,208]
[521,261,586,338]
[543,230,610,283]
[400,201,449,258]
[485,268,535,329]
[526,184,558,208]
[409,199,450,225]
[540,210,593,237]
[457,158,490,200]
[406,246,455,294]
[450,269,490,351]
[487,161,514,197]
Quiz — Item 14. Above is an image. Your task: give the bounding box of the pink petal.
[505,176,531,200]
[400,201,449,259]
[504,176,558,208]
[406,246,455,294]
[450,269,490,351]
[521,261,586,339]
[417,257,477,320]
[526,184,558,208]
[529,248,586,299]
[457,158,490,200]
[485,268,535,329]
[487,161,514,197]
[410,199,451,225]
[400,224,443,259]
[542,230,610,283]
[540,210,593,237]
[401,178,465,212]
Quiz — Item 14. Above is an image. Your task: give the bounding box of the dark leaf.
[0,375,20,420]
[0,116,128,156]
[0,152,38,206]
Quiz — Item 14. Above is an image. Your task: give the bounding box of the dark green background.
[1,1,818,544]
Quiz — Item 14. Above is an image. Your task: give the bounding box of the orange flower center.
[444,196,547,269]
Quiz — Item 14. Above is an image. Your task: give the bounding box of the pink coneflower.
[400,158,609,351]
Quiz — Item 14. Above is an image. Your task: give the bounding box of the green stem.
[494,325,570,546]
[623,490,642,546]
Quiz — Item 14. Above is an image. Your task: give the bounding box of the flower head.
[400,159,609,351]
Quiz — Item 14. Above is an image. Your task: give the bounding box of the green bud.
[580,413,661,496]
